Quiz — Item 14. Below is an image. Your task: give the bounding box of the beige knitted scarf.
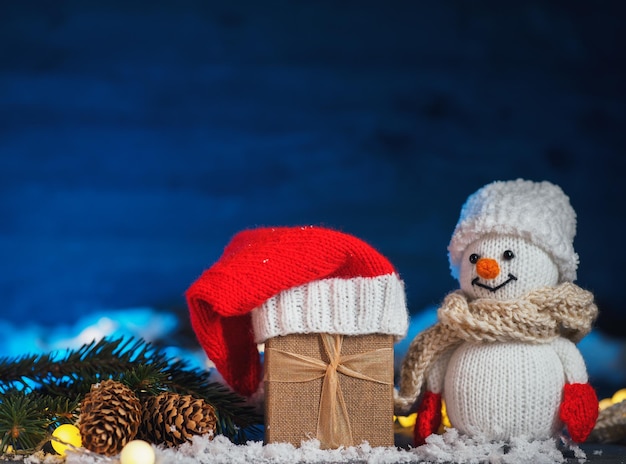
[395,282,598,414]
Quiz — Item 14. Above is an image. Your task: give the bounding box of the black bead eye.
[469,253,480,264]
[503,250,515,260]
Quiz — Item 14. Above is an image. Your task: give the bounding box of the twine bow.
[264,333,393,448]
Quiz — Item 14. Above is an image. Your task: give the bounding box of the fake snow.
[412,429,585,464]
[52,429,586,464]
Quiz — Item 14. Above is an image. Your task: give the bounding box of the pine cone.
[79,380,142,456]
[140,392,217,447]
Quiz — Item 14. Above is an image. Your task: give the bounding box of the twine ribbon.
[264,333,392,448]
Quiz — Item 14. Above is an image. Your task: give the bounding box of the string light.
[120,440,156,464]
[51,424,82,456]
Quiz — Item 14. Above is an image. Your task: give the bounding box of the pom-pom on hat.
[186,226,409,397]
[448,179,579,283]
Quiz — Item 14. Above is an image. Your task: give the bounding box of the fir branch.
[119,364,172,398]
[0,353,52,392]
[48,337,170,382]
[0,391,52,452]
[39,395,81,424]
[0,338,159,389]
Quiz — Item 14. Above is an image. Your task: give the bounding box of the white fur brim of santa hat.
[186,226,409,397]
[448,179,579,282]
[251,273,407,343]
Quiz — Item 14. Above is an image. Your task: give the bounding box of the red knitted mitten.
[414,391,442,446]
[559,382,598,443]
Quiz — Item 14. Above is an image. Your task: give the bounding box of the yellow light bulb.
[120,440,156,464]
[611,388,626,405]
[51,424,82,456]
[441,399,451,428]
[599,398,614,411]
[396,412,417,428]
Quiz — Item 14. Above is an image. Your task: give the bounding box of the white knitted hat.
[448,179,578,282]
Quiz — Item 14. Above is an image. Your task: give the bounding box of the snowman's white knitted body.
[446,342,563,440]
[439,338,587,440]
[425,233,590,440]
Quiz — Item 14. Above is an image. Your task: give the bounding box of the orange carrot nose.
[476,258,500,279]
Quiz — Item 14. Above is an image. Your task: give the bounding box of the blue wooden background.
[1,1,624,357]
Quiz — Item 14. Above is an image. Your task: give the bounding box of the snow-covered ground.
[1,1,625,397]
[57,431,587,464]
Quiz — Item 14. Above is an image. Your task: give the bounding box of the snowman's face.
[459,234,559,300]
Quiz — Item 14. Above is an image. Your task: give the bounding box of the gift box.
[264,332,395,448]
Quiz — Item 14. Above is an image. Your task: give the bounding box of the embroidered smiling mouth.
[472,274,518,292]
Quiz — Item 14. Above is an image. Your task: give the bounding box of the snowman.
[396,179,599,445]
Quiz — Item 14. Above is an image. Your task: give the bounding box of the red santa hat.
[186,226,408,397]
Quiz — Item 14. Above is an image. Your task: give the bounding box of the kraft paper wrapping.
[264,333,394,448]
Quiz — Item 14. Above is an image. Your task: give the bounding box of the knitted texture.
[186,226,408,397]
[395,282,598,413]
[414,391,442,446]
[251,274,407,343]
[448,179,578,282]
[459,235,560,301]
[560,383,599,443]
[551,337,589,383]
[444,342,565,440]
